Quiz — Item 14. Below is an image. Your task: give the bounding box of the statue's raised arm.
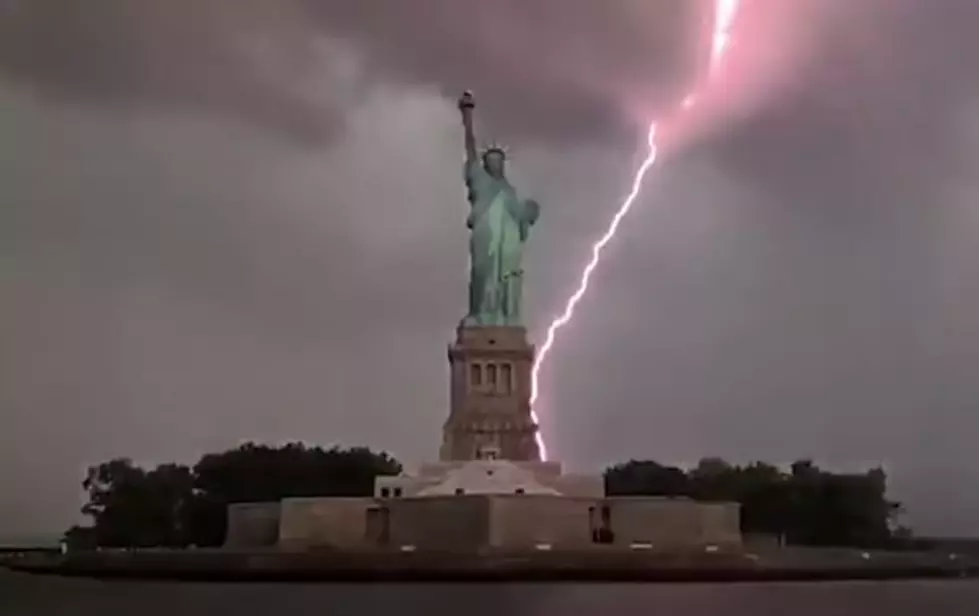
[456,89,539,327]
[458,90,477,164]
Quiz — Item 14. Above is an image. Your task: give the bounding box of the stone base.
[441,325,540,462]
[226,490,742,552]
[375,459,605,499]
[453,325,533,351]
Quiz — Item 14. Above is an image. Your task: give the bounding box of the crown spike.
[480,140,510,158]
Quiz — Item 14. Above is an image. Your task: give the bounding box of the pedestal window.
[499,363,512,394]
[470,362,483,390]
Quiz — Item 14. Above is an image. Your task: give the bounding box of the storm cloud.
[0,0,704,142]
[3,0,979,538]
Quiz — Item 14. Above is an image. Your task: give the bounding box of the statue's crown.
[481,141,509,159]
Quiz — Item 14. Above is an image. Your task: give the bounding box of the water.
[3,570,979,615]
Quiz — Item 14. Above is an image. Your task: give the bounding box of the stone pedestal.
[440,326,541,462]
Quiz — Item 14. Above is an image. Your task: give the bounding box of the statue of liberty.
[457,90,540,327]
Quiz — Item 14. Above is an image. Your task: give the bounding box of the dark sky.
[3,0,979,537]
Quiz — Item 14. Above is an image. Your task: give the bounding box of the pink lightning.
[530,0,742,461]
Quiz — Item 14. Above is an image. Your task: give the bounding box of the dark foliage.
[69,445,903,549]
[605,458,903,548]
[70,442,401,548]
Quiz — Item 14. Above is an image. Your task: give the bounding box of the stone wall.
[543,473,605,498]
[224,502,281,548]
[419,460,563,479]
[604,498,742,548]
[699,501,743,546]
[489,495,595,547]
[377,460,603,499]
[277,497,374,550]
[387,495,490,550]
[374,474,441,498]
[225,494,741,551]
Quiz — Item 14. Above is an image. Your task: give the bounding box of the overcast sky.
[3,0,979,537]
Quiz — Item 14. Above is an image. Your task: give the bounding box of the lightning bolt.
[530,0,741,461]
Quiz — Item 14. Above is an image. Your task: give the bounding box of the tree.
[604,457,903,548]
[688,457,740,502]
[604,460,690,496]
[74,443,402,548]
[63,525,96,550]
[82,458,192,547]
[736,462,791,536]
[74,446,904,549]
[187,443,402,546]
[80,458,194,548]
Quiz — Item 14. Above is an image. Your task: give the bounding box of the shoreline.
[5,548,977,583]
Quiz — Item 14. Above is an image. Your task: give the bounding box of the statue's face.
[483,152,506,178]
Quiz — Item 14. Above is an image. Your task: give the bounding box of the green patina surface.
[458,90,539,327]
[462,159,539,327]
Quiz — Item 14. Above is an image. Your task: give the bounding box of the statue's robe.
[464,160,539,326]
